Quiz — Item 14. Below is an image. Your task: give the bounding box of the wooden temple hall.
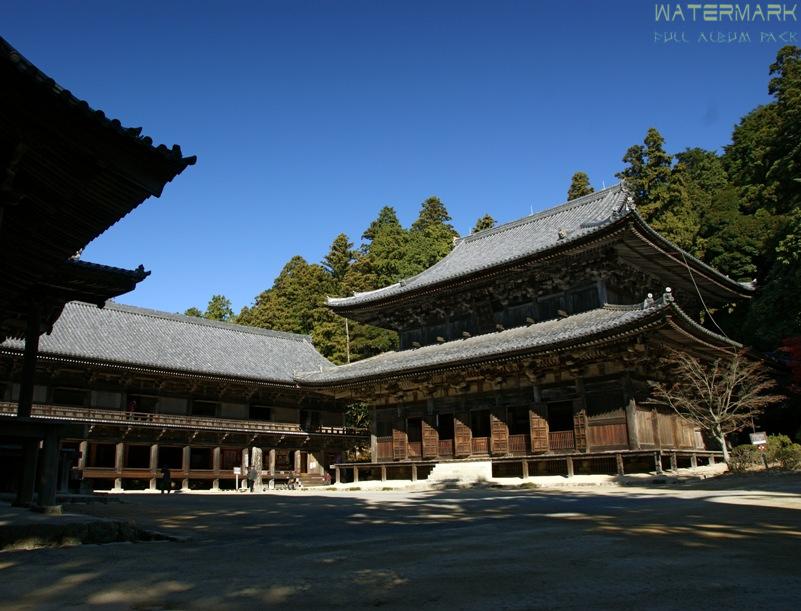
[297,185,754,483]
[0,36,361,510]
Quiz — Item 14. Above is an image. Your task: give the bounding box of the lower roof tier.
[296,293,741,388]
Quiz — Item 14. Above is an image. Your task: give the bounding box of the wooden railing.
[438,439,454,457]
[508,434,529,454]
[471,437,489,455]
[549,430,575,450]
[0,402,366,437]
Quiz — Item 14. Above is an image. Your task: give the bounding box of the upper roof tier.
[0,301,333,386]
[327,185,753,318]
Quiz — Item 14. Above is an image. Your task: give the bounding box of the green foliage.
[567,171,594,200]
[344,402,369,429]
[777,444,801,469]
[204,295,233,322]
[183,296,233,321]
[471,214,496,234]
[323,233,354,282]
[729,444,761,472]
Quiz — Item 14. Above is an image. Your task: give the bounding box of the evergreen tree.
[408,196,458,270]
[471,214,496,233]
[184,306,203,318]
[204,295,234,322]
[567,172,594,200]
[616,127,673,223]
[323,233,354,282]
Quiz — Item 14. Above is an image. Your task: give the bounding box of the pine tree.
[567,172,594,200]
[204,295,234,322]
[616,127,673,222]
[408,196,458,270]
[184,307,203,318]
[471,214,496,234]
[323,233,354,283]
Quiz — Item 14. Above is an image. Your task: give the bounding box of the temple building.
[0,35,197,509]
[0,302,360,492]
[296,185,753,482]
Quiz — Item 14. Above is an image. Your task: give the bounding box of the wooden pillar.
[370,406,378,464]
[411,463,418,482]
[709,454,716,465]
[252,447,263,487]
[212,447,221,491]
[149,444,159,491]
[670,452,678,472]
[574,378,589,453]
[113,442,124,491]
[294,450,301,473]
[241,448,249,469]
[566,456,574,478]
[651,408,661,449]
[14,440,39,507]
[654,451,663,474]
[380,465,387,482]
[78,441,88,470]
[616,453,625,476]
[17,301,41,419]
[353,466,359,483]
[182,446,191,491]
[268,448,276,476]
[625,401,640,450]
[690,453,698,469]
[335,466,341,484]
[14,302,41,507]
[37,428,61,513]
[521,460,529,479]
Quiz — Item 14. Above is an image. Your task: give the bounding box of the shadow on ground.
[1,473,800,609]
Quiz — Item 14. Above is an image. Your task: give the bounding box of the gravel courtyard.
[1,474,800,610]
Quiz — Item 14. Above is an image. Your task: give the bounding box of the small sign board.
[233,466,241,475]
[749,432,768,446]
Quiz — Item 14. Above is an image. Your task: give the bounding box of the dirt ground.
[1,473,800,610]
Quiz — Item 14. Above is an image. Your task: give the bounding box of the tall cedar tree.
[567,172,594,200]
[471,214,496,234]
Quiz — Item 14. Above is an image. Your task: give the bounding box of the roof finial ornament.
[642,292,655,309]
[664,286,673,302]
[557,227,567,240]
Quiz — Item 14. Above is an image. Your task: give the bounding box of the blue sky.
[4,1,793,314]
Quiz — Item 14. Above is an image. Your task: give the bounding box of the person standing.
[160,466,171,494]
[247,465,257,493]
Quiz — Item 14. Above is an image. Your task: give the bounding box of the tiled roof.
[0,36,196,168]
[297,297,739,386]
[328,185,631,308]
[1,301,333,384]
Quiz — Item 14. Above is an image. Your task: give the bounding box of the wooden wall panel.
[421,417,439,459]
[490,409,509,455]
[454,411,472,457]
[529,404,549,452]
[587,423,628,448]
[636,409,655,445]
[392,419,407,460]
[657,411,675,448]
[573,406,587,451]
